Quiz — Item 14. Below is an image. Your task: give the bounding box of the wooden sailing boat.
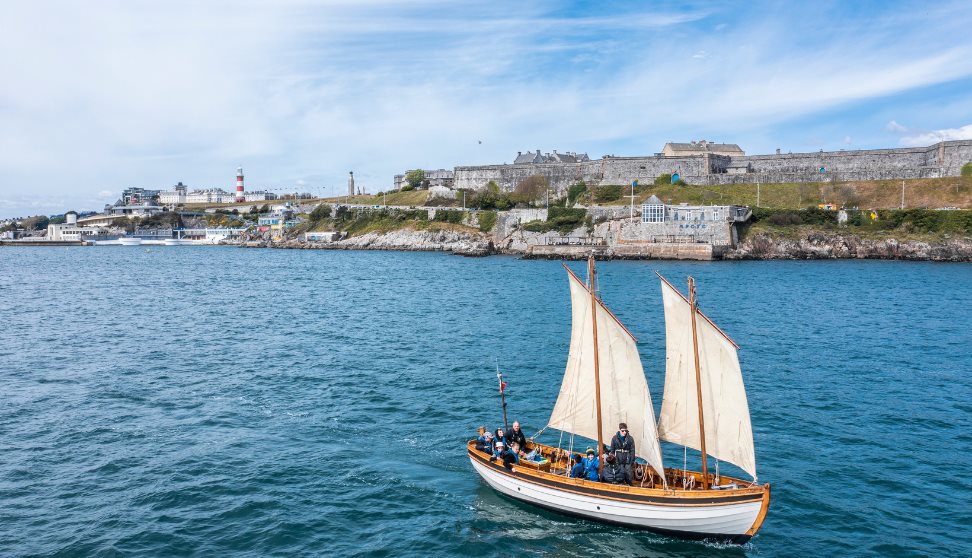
[467,256,770,543]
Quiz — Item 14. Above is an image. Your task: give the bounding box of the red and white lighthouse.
[235,166,245,202]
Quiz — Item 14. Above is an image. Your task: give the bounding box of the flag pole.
[496,363,509,433]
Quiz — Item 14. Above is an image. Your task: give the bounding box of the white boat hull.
[470,455,766,542]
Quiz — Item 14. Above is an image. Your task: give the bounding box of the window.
[641,203,665,223]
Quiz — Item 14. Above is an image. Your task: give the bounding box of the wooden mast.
[588,255,605,477]
[688,276,710,490]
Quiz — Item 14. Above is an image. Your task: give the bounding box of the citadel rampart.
[451,140,972,193]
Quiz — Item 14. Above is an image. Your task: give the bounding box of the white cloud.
[886,120,908,133]
[2,1,972,217]
[901,123,972,146]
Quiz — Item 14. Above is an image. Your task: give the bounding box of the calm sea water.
[1,247,970,557]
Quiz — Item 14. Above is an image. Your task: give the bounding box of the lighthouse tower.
[235,167,245,202]
[347,171,355,197]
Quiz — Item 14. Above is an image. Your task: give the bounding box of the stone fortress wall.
[451,140,972,194]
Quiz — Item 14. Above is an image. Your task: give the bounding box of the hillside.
[598,176,972,210]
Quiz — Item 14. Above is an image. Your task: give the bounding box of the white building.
[159,182,189,205]
[244,190,278,202]
[186,189,234,204]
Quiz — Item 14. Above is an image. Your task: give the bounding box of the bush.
[478,210,497,232]
[309,204,332,222]
[654,174,672,186]
[512,175,548,205]
[523,207,588,234]
[433,210,465,224]
[592,184,623,203]
[962,162,972,177]
[767,213,802,226]
[566,181,587,205]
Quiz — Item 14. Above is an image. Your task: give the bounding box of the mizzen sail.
[656,276,757,480]
[547,267,666,479]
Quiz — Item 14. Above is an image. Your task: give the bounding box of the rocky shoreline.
[233,228,972,262]
[728,232,972,261]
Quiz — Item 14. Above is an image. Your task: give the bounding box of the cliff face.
[727,232,972,261]
[245,228,495,256]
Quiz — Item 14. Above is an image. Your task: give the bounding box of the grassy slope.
[320,190,430,207]
[598,177,972,210]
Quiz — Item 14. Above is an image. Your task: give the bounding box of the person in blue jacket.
[569,454,585,478]
[475,430,494,455]
[582,448,600,481]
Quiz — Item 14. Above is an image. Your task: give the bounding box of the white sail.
[547,268,666,479]
[656,278,757,480]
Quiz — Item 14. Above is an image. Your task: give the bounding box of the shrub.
[592,184,623,203]
[962,162,972,177]
[767,213,802,226]
[523,207,588,234]
[309,204,332,222]
[654,174,672,186]
[478,210,497,232]
[433,210,465,224]
[566,181,587,205]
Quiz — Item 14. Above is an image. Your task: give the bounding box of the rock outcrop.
[727,232,972,261]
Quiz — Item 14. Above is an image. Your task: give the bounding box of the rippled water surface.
[1,247,970,557]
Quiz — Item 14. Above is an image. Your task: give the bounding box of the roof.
[664,141,745,154]
[645,195,664,205]
[514,150,591,164]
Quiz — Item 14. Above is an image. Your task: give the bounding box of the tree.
[405,169,427,190]
[513,175,548,205]
[23,215,49,230]
[962,162,972,177]
[567,181,588,205]
[310,204,332,221]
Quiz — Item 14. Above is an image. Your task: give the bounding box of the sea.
[1,246,970,557]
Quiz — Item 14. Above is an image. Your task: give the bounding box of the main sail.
[656,277,757,480]
[547,266,666,479]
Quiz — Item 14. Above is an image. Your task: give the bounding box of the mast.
[588,255,605,476]
[688,276,710,490]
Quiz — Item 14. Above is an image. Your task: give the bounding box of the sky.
[2,0,972,218]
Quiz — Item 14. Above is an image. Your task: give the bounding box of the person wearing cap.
[609,422,635,484]
[476,430,494,455]
[569,454,585,478]
[491,441,517,470]
[582,448,600,481]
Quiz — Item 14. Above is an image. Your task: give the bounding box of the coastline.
[230,227,972,262]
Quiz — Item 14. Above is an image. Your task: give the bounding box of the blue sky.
[2,0,972,218]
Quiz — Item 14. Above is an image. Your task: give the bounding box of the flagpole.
[497,365,509,433]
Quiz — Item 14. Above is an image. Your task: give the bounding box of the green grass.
[598,176,972,210]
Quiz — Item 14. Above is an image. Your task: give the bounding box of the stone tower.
[348,171,355,197]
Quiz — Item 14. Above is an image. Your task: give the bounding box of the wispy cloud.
[901,123,972,146]
[1,1,972,217]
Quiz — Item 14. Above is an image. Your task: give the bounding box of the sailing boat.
[467,256,770,543]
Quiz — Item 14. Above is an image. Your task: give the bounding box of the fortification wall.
[599,156,708,185]
[452,140,972,191]
[453,162,597,194]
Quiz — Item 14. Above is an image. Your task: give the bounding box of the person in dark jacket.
[507,420,528,450]
[494,428,509,450]
[609,422,635,484]
[569,454,585,478]
[601,454,625,484]
[491,441,517,470]
[475,430,494,455]
[582,448,600,481]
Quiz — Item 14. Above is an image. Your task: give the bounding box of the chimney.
[517,151,521,156]
[776,148,781,155]
[536,149,541,155]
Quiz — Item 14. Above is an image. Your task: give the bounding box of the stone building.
[393,169,454,190]
[513,150,591,164]
[451,139,972,195]
[661,140,745,157]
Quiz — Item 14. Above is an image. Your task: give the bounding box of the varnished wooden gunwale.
[469,440,768,508]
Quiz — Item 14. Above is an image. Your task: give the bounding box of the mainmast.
[688,277,710,490]
[588,255,605,477]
